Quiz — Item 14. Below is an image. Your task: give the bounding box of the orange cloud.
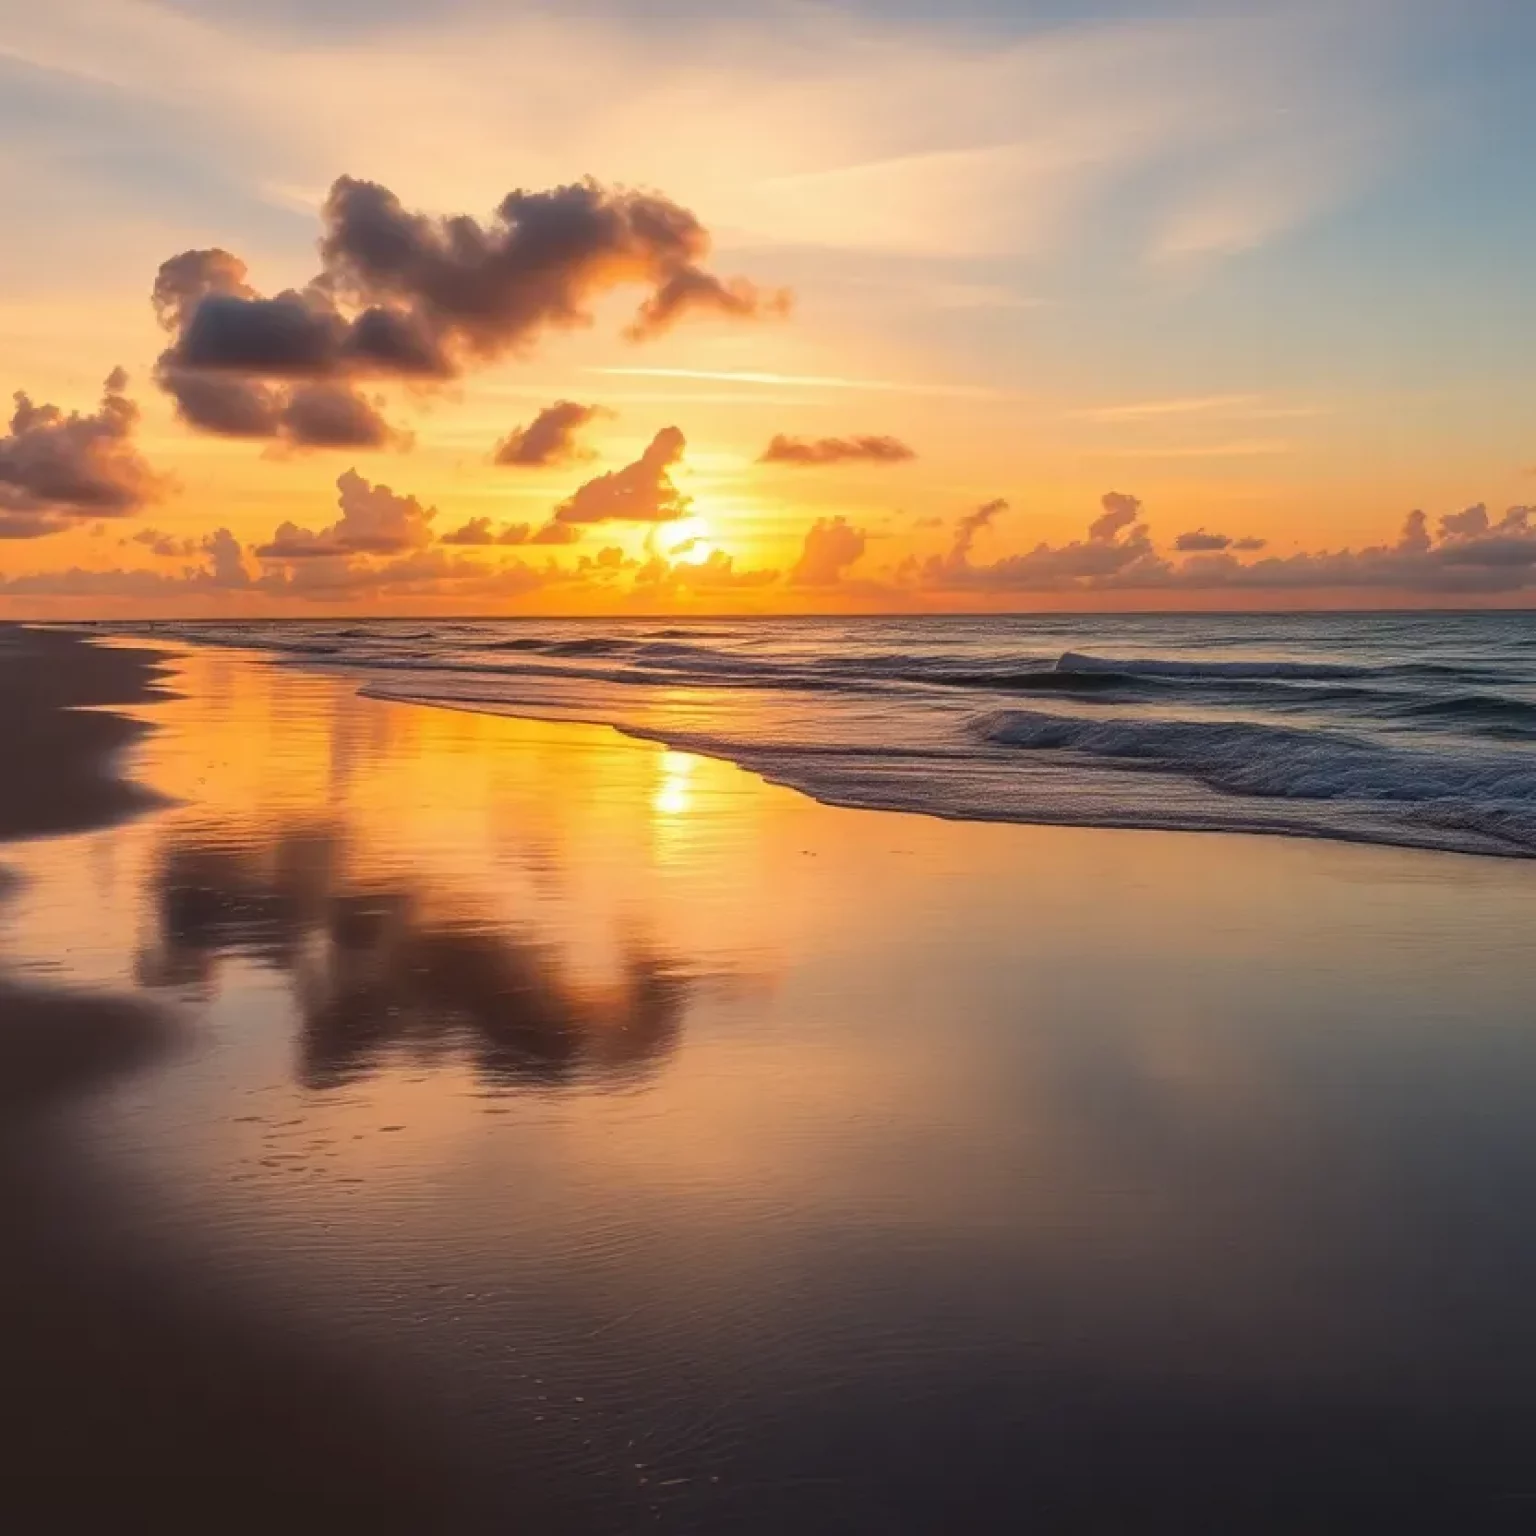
[550,427,690,529]
[759,433,915,467]
[493,401,606,468]
[790,516,867,587]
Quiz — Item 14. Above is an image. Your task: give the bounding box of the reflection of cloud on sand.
[136,819,700,1091]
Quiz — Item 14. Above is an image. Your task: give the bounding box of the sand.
[7,630,1536,1530]
[0,629,520,1526]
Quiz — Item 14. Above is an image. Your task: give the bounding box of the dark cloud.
[1175,529,1268,554]
[1089,491,1143,543]
[175,290,343,376]
[157,367,283,438]
[255,469,436,560]
[441,517,532,547]
[0,371,164,537]
[126,528,198,559]
[151,248,257,332]
[279,383,411,450]
[790,516,867,587]
[1439,504,1491,540]
[1175,529,1232,552]
[759,433,915,467]
[552,427,689,525]
[493,400,604,467]
[151,180,787,450]
[156,311,410,451]
[320,176,789,358]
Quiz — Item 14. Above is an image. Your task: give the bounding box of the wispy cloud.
[1096,439,1296,459]
[0,1,1426,271]
[1067,395,1320,423]
[590,367,1009,400]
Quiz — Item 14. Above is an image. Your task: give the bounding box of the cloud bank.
[918,497,1536,597]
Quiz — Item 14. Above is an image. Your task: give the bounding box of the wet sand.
[0,630,519,1526]
[7,630,1536,1530]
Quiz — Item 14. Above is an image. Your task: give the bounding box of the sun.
[664,516,714,565]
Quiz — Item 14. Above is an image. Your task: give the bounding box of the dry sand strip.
[0,628,527,1530]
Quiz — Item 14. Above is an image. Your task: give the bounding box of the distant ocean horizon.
[101,610,1536,860]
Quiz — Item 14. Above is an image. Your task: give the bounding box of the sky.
[3,0,1536,615]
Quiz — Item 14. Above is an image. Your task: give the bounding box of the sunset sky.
[4,0,1536,614]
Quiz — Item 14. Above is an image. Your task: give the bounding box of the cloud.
[254,469,435,560]
[759,434,916,467]
[0,528,251,596]
[279,383,412,451]
[1088,491,1143,543]
[152,254,413,450]
[551,427,689,526]
[267,548,546,601]
[916,496,1536,597]
[1174,529,1269,553]
[0,370,165,537]
[441,517,532,547]
[1174,529,1231,552]
[635,548,777,595]
[626,268,791,342]
[949,497,1009,564]
[790,516,867,587]
[493,400,605,468]
[152,178,787,448]
[924,491,1159,591]
[125,527,197,559]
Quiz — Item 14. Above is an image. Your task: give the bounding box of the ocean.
[104,610,1536,859]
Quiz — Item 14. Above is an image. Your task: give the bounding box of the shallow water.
[103,610,1536,858]
[9,642,1536,1527]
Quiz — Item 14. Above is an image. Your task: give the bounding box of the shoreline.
[86,617,1536,863]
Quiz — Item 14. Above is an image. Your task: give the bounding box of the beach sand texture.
[6,628,1536,1529]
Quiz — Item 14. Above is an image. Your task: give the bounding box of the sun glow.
[664,517,714,565]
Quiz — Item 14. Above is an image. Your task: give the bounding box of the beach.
[8,626,1536,1529]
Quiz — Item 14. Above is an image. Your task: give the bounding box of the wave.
[1055,650,1370,681]
[1393,692,1536,734]
[976,707,1536,810]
